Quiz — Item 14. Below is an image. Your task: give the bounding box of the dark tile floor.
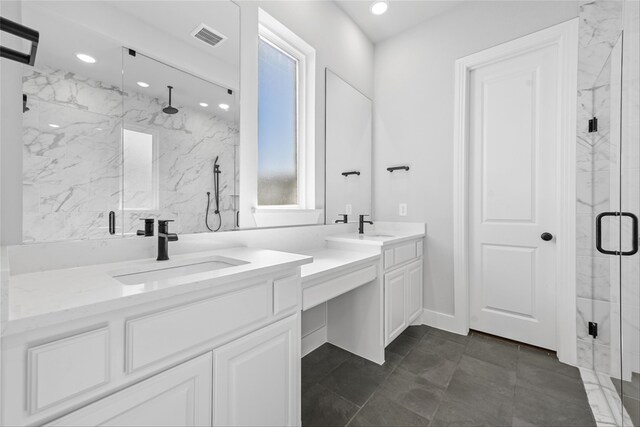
[302,325,596,426]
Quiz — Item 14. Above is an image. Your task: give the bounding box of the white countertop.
[3,247,311,335]
[324,221,425,247]
[325,231,424,247]
[299,248,380,283]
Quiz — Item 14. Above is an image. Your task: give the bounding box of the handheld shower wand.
[206,156,222,232]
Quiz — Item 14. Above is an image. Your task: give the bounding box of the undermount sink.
[365,234,395,238]
[112,257,247,286]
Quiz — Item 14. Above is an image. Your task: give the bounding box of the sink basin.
[112,258,246,286]
[365,234,395,238]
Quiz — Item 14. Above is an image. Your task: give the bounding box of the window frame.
[257,14,314,210]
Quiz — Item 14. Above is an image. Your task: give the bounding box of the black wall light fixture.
[0,17,39,66]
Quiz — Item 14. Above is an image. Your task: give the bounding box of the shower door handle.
[596,211,639,256]
[622,212,639,256]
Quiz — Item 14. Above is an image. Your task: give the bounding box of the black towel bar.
[387,166,410,172]
[0,16,39,66]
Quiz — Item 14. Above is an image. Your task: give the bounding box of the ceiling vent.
[191,24,226,48]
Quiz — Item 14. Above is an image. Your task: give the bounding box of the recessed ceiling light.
[76,53,96,64]
[95,127,103,131]
[199,102,209,107]
[137,81,150,88]
[218,103,230,111]
[370,0,388,15]
[48,123,60,128]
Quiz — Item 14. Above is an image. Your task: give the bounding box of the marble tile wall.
[22,66,239,242]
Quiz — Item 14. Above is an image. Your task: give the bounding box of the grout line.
[426,330,470,426]
[343,347,409,427]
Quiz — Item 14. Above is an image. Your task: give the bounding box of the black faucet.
[335,214,348,224]
[157,220,178,261]
[137,218,155,237]
[358,214,373,234]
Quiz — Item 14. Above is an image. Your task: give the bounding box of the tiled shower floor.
[302,326,596,426]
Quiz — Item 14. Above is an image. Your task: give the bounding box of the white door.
[385,268,407,345]
[213,315,299,427]
[468,37,559,350]
[47,353,213,427]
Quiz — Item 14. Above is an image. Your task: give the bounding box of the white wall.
[373,1,578,315]
[238,1,374,227]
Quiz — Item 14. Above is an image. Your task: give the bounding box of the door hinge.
[588,117,598,133]
[588,321,598,338]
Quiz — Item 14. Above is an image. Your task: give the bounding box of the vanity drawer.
[384,240,421,271]
[302,265,377,310]
[273,275,300,316]
[27,327,110,414]
[125,282,271,373]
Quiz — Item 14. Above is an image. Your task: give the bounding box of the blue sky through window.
[258,38,298,205]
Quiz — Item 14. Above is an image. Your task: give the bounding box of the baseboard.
[301,325,327,357]
[421,308,467,335]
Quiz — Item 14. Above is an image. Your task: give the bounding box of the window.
[257,10,315,209]
[258,37,299,206]
[121,128,158,210]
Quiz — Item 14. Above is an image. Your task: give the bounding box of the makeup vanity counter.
[0,245,311,427]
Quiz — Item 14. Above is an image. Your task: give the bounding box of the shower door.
[586,0,640,424]
[618,0,640,424]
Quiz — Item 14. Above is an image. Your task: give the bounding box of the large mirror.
[17,2,374,243]
[20,1,239,242]
[325,70,373,223]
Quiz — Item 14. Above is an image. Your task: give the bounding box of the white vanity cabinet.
[383,239,424,346]
[214,315,299,426]
[2,270,303,427]
[46,353,214,427]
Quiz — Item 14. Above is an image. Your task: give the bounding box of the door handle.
[596,211,639,256]
[541,232,553,241]
[108,211,116,235]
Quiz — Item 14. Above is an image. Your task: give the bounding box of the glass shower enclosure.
[579,0,639,425]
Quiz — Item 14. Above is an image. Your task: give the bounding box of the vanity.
[0,222,424,426]
[1,246,311,426]
[325,222,425,347]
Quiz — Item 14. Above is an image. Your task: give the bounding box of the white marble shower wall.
[22,66,123,242]
[22,66,238,242]
[121,86,238,235]
[575,0,623,374]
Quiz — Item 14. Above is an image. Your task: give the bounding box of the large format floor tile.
[302,327,596,427]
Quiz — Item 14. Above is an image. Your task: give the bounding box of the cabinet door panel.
[384,269,407,345]
[47,353,212,427]
[406,260,423,323]
[214,315,299,426]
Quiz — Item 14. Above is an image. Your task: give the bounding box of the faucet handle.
[157,219,175,233]
[137,218,154,237]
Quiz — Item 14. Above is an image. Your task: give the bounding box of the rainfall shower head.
[162,85,179,115]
